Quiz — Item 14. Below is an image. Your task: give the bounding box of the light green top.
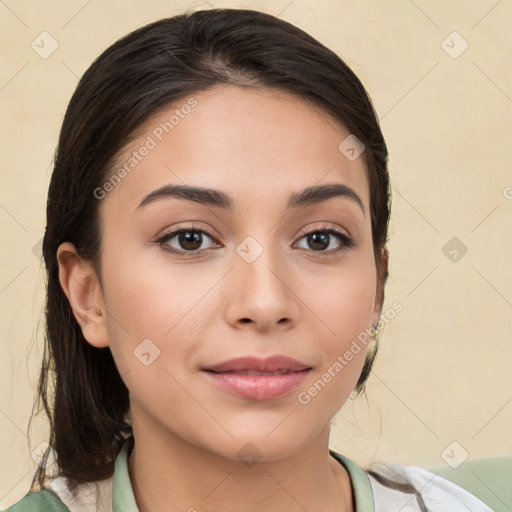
[3,436,509,512]
[111,439,377,511]
[428,456,512,512]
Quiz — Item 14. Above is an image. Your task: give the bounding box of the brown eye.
[307,232,330,250]
[295,229,354,253]
[177,231,203,251]
[157,228,219,254]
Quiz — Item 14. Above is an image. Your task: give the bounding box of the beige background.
[1,0,511,507]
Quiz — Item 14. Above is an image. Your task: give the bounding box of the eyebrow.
[135,182,365,216]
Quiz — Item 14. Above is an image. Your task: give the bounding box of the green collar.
[329,449,376,512]
[112,436,138,512]
[112,437,375,512]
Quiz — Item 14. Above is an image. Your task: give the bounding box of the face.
[62,85,384,461]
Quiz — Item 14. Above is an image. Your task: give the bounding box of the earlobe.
[56,242,110,348]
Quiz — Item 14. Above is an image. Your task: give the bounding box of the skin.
[57,85,386,512]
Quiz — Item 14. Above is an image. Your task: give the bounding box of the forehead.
[99,85,370,216]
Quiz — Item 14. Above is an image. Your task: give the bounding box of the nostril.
[240,318,252,323]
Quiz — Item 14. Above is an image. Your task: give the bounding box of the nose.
[223,238,300,333]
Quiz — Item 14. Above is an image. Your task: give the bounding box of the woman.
[3,8,499,512]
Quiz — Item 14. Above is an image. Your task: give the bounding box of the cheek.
[99,254,210,414]
[300,258,377,342]
[302,258,376,390]
[102,239,188,327]
[99,245,222,368]
[296,276,375,414]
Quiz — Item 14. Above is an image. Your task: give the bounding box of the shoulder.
[1,488,71,512]
[368,457,511,512]
[2,436,131,512]
[426,455,512,511]
[2,475,113,512]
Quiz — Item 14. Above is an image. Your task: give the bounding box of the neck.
[127,413,353,512]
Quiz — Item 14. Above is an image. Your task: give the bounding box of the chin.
[197,425,320,465]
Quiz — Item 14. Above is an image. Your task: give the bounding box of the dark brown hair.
[32,6,395,496]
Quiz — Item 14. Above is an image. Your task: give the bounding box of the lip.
[202,355,312,401]
[203,355,311,373]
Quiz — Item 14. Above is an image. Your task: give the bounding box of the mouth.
[208,369,299,376]
[202,355,312,401]
[202,354,311,373]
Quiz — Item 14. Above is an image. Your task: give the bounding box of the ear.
[370,246,389,328]
[56,242,110,348]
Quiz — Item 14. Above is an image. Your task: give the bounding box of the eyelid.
[155,222,220,241]
[295,222,350,239]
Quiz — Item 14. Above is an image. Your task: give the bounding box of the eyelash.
[155,224,355,257]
